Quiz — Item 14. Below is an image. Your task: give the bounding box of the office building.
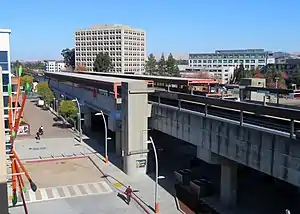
[0,29,12,135]
[44,60,66,72]
[184,67,235,84]
[189,49,275,70]
[74,24,146,74]
[0,28,10,214]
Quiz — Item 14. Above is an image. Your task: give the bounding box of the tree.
[93,52,113,72]
[20,75,34,87]
[76,64,88,72]
[59,100,78,119]
[61,48,75,70]
[181,72,212,78]
[166,53,180,77]
[36,82,54,103]
[144,53,157,75]
[157,53,166,76]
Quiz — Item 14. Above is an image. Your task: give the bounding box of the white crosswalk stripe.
[8,181,113,206]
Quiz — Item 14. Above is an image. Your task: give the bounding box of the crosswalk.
[7,181,113,206]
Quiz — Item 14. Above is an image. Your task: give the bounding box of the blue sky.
[1,0,300,60]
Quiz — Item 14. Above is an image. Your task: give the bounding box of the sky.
[1,0,300,60]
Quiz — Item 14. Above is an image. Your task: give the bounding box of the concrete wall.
[49,79,115,116]
[150,104,300,187]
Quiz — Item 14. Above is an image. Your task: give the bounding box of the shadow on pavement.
[52,122,72,129]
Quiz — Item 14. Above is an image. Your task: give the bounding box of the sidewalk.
[76,133,181,214]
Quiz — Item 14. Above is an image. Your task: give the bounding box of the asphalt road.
[23,99,73,139]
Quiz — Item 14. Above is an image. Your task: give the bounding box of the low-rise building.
[189,49,275,70]
[44,60,65,72]
[183,67,235,84]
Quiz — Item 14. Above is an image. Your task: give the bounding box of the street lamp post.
[72,98,82,144]
[146,137,165,214]
[95,111,111,164]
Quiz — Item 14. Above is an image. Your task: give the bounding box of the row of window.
[190,59,266,64]
[75,36,144,41]
[75,42,145,47]
[75,51,145,58]
[189,54,266,59]
[75,30,144,36]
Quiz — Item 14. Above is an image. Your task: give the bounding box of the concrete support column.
[84,109,92,131]
[220,162,237,207]
[115,131,121,156]
[121,81,149,177]
[0,70,9,214]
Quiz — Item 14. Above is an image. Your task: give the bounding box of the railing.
[150,91,300,138]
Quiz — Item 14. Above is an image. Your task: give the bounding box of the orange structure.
[7,66,37,213]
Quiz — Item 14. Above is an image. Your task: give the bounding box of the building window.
[4,119,9,129]
[258,60,265,63]
[3,96,8,107]
[245,60,250,63]
[0,63,9,71]
[218,60,222,63]
[228,60,233,63]
[198,60,201,63]
[2,74,9,85]
[223,60,227,63]
[251,60,255,63]
[213,60,217,63]
[0,51,8,62]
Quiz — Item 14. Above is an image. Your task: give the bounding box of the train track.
[149,96,300,133]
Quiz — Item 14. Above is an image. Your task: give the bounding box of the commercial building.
[184,67,235,84]
[189,49,275,70]
[74,24,146,74]
[0,28,10,214]
[44,60,66,72]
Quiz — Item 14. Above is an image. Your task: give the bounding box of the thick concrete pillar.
[220,162,237,207]
[0,69,9,214]
[121,81,149,177]
[115,131,121,156]
[84,108,92,131]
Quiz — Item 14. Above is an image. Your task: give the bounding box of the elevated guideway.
[44,72,153,177]
[42,71,300,207]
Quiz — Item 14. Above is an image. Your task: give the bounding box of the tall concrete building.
[0,28,11,214]
[189,49,275,70]
[75,24,146,74]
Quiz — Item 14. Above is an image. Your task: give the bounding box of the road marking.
[113,182,123,188]
[8,181,113,207]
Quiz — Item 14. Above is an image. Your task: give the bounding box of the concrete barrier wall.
[150,104,300,187]
[49,79,115,114]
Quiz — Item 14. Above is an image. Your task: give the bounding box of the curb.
[25,155,88,163]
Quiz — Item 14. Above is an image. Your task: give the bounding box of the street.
[22,99,73,139]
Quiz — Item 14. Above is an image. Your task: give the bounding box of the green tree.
[93,52,113,72]
[157,53,166,76]
[20,75,34,87]
[166,53,180,77]
[61,48,75,70]
[59,100,78,119]
[145,53,157,75]
[36,82,54,103]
